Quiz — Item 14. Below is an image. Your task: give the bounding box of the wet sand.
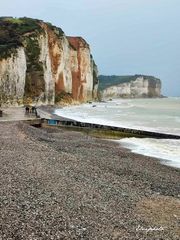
[0,122,179,239]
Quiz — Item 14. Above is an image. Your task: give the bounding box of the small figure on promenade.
[25,106,30,114]
[32,106,36,114]
[29,106,32,114]
[0,103,2,117]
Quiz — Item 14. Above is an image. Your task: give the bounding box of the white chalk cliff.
[99,75,162,99]
[0,17,98,105]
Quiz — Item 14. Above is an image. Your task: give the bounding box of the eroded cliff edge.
[0,17,98,105]
[98,75,162,99]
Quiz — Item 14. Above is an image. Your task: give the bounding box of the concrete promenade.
[0,107,37,122]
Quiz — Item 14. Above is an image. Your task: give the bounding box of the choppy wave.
[119,138,180,168]
[55,98,180,168]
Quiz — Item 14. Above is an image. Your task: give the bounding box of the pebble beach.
[0,121,179,239]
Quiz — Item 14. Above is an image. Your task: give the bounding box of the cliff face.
[99,75,161,99]
[0,17,98,105]
[0,47,27,104]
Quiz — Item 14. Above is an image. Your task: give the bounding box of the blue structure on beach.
[48,119,58,125]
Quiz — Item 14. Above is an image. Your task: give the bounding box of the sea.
[55,97,180,169]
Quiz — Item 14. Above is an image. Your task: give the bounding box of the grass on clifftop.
[0,17,64,59]
[0,17,43,59]
[98,75,160,91]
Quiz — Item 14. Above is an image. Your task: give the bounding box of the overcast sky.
[0,0,180,96]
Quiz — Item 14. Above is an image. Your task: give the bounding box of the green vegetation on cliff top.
[98,75,161,91]
[0,17,64,59]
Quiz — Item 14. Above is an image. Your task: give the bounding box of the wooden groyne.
[31,106,180,139]
[40,117,180,139]
[2,106,179,139]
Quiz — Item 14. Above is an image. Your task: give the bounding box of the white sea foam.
[118,138,180,168]
[55,98,180,168]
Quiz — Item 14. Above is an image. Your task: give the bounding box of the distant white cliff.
[98,75,162,99]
